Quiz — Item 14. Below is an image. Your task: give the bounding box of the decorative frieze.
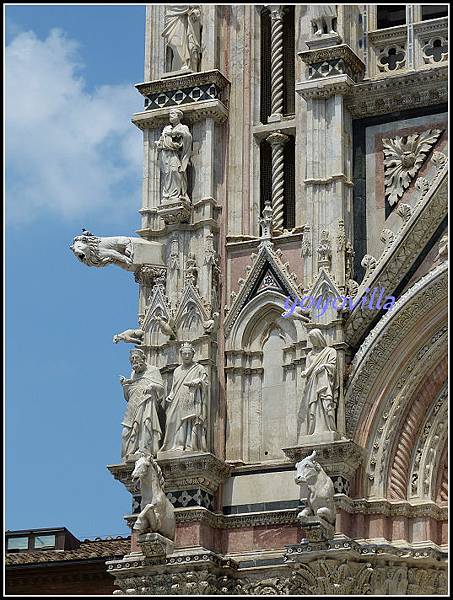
[346,66,447,118]
[136,70,229,110]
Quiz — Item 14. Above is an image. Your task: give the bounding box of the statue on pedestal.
[155,109,192,204]
[162,5,202,72]
[295,450,336,527]
[160,342,209,452]
[300,329,339,436]
[132,453,176,541]
[120,349,165,461]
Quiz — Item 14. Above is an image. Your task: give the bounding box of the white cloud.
[6,28,143,225]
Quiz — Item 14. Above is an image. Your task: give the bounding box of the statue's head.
[131,452,165,488]
[169,109,183,125]
[308,328,327,349]
[295,451,321,485]
[69,235,101,266]
[130,348,146,373]
[180,342,195,365]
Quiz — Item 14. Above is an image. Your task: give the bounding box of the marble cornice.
[336,496,447,520]
[135,69,230,97]
[298,43,365,77]
[132,98,228,130]
[346,64,447,118]
[296,73,355,100]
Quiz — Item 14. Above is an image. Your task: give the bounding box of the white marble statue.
[155,109,192,204]
[70,232,134,270]
[132,453,176,540]
[162,5,202,72]
[120,349,165,461]
[295,450,336,525]
[160,342,209,452]
[310,5,337,36]
[301,329,339,436]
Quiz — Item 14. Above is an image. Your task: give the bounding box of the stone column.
[268,5,285,122]
[267,131,289,235]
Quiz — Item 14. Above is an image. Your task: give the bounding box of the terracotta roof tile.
[6,538,130,566]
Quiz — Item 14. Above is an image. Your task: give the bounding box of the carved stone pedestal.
[137,532,174,558]
[156,199,192,225]
[108,452,232,512]
[306,33,342,50]
[298,515,335,542]
[283,439,364,496]
[107,548,240,595]
[156,451,232,510]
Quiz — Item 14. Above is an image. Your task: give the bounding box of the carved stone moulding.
[132,99,228,130]
[109,453,231,509]
[299,43,365,83]
[136,69,230,107]
[134,265,167,287]
[282,439,364,489]
[156,199,192,224]
[285,535,448,566]
[296,73,354,100]
[108,548,240,595]
[298,515,335,543]
[157,451,233,496]
[138,532,174,558]
[346,65,447,118]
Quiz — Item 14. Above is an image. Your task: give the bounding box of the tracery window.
[365,4,448,77]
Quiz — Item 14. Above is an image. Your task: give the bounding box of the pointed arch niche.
[225,290,306,463]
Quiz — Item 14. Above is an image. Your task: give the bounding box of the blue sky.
[6,5,148,539]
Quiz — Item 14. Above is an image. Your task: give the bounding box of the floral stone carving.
[382,129,443,206]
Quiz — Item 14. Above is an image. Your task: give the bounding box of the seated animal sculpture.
[294,450,336,525]
[131,453,176,541]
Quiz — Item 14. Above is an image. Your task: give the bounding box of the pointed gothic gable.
[308,268,342,300]
[173,281,210,329]
[142,285,172,332]
[224,241,302,338]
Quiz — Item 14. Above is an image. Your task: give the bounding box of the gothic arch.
[226,290,305,351]
[345,263,447,499]
[225,291,306,462]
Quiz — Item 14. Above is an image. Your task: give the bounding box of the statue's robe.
[160,362,208,452]
[162,5,201,71]
[302,346,339,435]
[121,366,164,460]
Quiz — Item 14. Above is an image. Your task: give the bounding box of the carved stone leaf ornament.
[382,129,443,205]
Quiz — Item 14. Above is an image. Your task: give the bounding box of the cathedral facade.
[71,4,448,595]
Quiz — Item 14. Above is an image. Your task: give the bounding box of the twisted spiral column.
[267,131,289,234]
[269,6,285,121]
